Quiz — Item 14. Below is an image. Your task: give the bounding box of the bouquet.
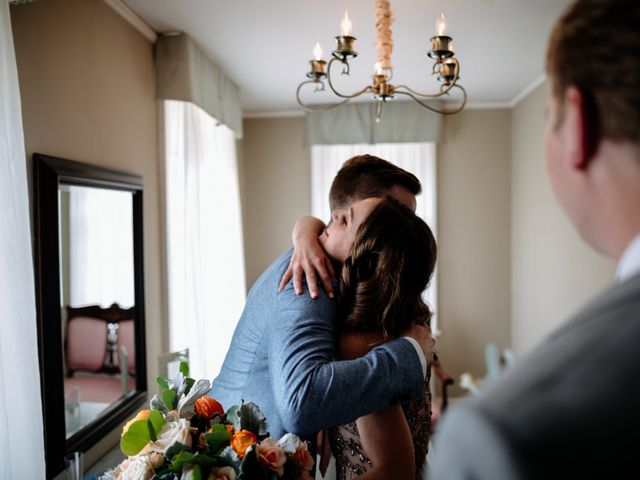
[102,363,314,480]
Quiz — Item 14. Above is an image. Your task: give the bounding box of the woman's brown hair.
[338,196,437,339]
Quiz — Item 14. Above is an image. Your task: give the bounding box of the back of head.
[546,0,640,147]
[338,196,437,339]
[329,154,422,211]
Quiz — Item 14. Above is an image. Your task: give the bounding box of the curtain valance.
[304,102,442,146]
[155,33,243,138]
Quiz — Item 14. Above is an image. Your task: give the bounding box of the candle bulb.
[313,40,324,61]
[340,7,353,36]
[436,12,447,36]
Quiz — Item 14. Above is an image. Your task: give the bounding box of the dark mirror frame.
[33,153,147,479]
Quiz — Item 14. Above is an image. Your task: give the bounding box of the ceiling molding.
[243,109,305,119]
[509,73,546,108]
[103,0,157,43]
[464,102,511,110]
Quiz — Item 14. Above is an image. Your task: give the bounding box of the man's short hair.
[329,154,422,211]
[546,0,640,145]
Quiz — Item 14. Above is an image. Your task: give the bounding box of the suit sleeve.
[429,403,522,480]
[268,285,424,437]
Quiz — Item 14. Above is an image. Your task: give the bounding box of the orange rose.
[122,409,151,436]
[194,396,224,420]
[291,442,314,472]
[256,438,286,476]
[230,429,257,459]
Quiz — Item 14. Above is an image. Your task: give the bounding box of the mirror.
[33,154,147,479]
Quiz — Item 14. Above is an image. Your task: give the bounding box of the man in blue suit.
[211,155,432,441]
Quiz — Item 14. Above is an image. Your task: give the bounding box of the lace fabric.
[329,373,432,479]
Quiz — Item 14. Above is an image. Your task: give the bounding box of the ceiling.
[122,0,572,116]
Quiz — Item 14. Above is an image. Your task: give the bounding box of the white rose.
[277,433,301,453]
[117,455,154,480]
[207,466,237,480]
[142,418,192,454]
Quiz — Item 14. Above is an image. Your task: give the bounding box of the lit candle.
[436,12,447,36]
[313,40,324,61]
[374,62,383,76]
[340,7,353,36]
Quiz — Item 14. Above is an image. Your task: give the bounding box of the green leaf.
[204,424,232,454]
[169,452,219,472]
[240,402,268,437]
[184,377,196,396]
[193,464,203,480]
[157,376,169,389]
[165,441,190,460]
[120,419,152,456]
[163,388,177,410]
[179,361,189,377]
[148,409,166,437]
[147,418,157,442]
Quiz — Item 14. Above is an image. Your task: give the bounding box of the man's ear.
[565,85,600,170]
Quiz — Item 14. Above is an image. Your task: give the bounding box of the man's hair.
[329,154,422,211]
[546,0,640,145]
[338,196,437,339]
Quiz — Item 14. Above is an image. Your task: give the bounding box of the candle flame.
[313,40,323,61]
[374,62,383,75]
[340,7,353,36]
[436,12,447,36]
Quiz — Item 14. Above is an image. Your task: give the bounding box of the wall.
[240,117,311,287]
[239,111,513,396]
[10,0,163,472]
[510,83,616,353]
[436,109,512,396]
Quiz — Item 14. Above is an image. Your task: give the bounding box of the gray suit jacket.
[431,272,640,479]
[210,249,424,440]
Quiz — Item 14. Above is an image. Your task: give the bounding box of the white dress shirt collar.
[616,233,640,283]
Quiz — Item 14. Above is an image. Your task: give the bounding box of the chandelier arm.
[394,85,467,115]
[394,58,461,98]
[326,57,373,100]
[296,80,360,111]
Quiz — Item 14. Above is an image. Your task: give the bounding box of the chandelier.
[296,0,467,120]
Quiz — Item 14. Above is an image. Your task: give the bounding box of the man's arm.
[268,285,424,437]
[430,404,521,480]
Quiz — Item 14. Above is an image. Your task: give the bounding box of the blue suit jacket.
[210,249,424,440]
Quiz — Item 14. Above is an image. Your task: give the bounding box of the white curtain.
[68,186,135,308]
[164,100,246,381]
[311,143,439,334]
[0,1,46,477]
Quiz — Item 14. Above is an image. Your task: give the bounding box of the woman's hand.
[278,216,335,299]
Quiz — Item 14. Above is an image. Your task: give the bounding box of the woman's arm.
[278,216,335,299]
[357,407,416,480]
[337,332,417,480]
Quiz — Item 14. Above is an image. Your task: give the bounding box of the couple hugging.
[211,154,437,479]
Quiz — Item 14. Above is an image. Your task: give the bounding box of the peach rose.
[117,455,154,480]
[291,442,314,472]
[230,429,257,459]
[256,438,286,477]
[121,410,151,436]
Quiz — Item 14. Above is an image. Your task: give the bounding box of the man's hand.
[278,216,335,299]
[402,323,436,362]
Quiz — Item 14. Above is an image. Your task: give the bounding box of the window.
[163,100,246,380]
[311,142,439,334]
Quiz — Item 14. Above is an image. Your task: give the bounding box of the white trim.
[243,109,305,119]
[103,0,157,43]
[509,73,546,107]
[464,101,512,110]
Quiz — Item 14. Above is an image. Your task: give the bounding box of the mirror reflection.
[58,185,136,438]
